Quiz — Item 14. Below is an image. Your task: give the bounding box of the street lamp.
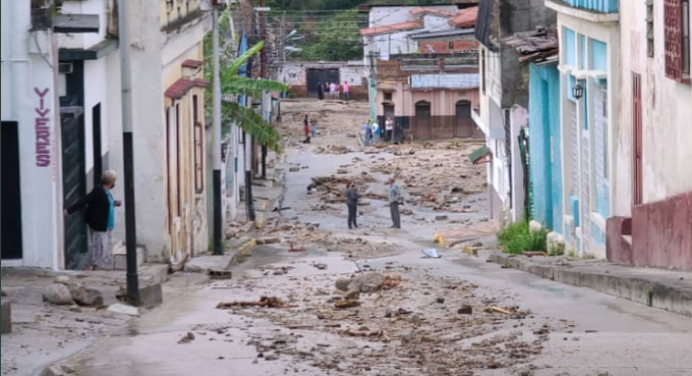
[573,83,584,100]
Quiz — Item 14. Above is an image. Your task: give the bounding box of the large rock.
[335,278,352,291]
[54,275,71,285]
[349,272,386,293]
[43,284,74,305]
[68,284,104,307]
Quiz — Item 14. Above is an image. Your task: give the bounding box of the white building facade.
[1,0,64,269]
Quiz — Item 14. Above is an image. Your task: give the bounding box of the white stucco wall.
[617,1,692,215]
[58,0,108,50]
[1,0,63,269]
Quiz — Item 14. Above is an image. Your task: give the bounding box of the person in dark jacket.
[317,81,324,100]
[303,114,311,144]
[65,170,121,270]
[346,181,359,229]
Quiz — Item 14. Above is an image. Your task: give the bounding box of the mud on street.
[31,99,692,376]
[212,100,584,375]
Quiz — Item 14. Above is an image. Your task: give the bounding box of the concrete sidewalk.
[0,264,169,376]
[488,252,692,317]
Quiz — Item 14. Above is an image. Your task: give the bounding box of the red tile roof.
[165,78,196,100]
[410,7,457,18]
[193,78,210,88]
[449,6,478,28]
[182,59,203,69]
[360,21,424,37]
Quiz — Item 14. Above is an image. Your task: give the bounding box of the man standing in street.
[346,181,360,229]
[64,170,121,270]
[388,176,402,229]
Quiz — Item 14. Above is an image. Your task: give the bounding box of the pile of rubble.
[366,142,488,212]
[217,264,568,376]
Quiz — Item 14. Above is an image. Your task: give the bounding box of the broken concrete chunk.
[42,284,74,305]
[68,284,104,307]
[348,272,385,293]
[435,215,449,221]
[335,278,352,291]
[289,166,300,172]
[107,303,139,316]
[54,275,71,285]
[458,305,473,315]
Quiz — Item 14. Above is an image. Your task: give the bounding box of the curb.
[489,253,692,317]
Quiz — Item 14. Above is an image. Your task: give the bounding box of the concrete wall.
[613,0,692,270]
[276,61,368,99]
[617,1,692,214]
[129,0,210,264]
[1,0,63,269]
[59,0,109,50]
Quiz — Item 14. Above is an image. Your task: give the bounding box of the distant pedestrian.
[64,170,121,270]
[364,120,373,146]
[343,82,351,102]
[372,120,381,143]
[310,117,317,137]
[385,116,394,142]
[388,176,403,229]
[346,181,359,229]
[317,81,324,100]
[303,114,311,143]
[329,82,337,100]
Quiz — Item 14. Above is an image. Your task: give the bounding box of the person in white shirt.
[385,117,394,142]
[329,82,337,100]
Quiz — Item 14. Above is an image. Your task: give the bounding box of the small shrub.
[497,220,548,255]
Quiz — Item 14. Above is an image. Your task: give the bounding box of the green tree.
[204,11,287,152]
[300,10,364,61]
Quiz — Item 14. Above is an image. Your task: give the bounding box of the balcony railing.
[558,0,618,13]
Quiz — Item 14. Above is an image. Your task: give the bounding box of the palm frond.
[228,41,264,77]
[222,101,282,153]
[222,76,288,97]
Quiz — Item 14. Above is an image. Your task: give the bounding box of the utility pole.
[212,3,223,255]
[118,0,140,305]
[367,51,379,123]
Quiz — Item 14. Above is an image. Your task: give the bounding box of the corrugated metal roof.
[503,28,559,63]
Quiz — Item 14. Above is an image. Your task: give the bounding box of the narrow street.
[51,100,692,376]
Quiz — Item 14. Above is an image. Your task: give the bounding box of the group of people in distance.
[317,81,350,101]
[363,116,395,146]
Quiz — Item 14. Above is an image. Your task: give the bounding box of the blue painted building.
[547,0,620,258]
[505,28,563,238]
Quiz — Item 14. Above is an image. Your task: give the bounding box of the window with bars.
[647,0,654,57]
[665,0,691,81]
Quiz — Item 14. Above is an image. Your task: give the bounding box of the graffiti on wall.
[280,65,306,85]
[34,87,51,167]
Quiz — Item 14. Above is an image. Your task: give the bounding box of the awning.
[469,145,492,164]
[165,78,209,100]
[59,39,118,62]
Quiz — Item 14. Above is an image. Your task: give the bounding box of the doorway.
[306,69,339,97]
[454,100,472,138]
[92,103,103,187]
[1,122,23,260]
[414,101,431,140]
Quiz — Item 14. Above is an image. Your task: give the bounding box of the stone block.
[1,299,11,334]
[138,283,163,309]
[113,244,145,271]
